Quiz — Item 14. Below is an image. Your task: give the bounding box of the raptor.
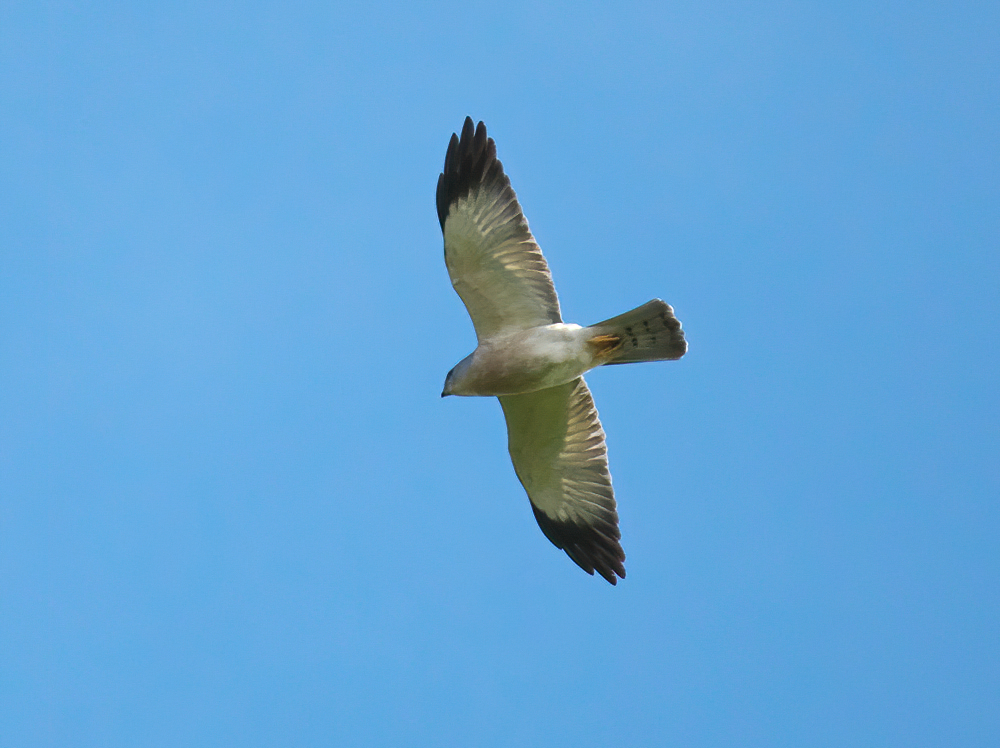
[438,118,687,584]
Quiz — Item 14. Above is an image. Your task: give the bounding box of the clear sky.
[2,2,998,746]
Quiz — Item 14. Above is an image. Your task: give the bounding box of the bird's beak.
[441,390,449,398]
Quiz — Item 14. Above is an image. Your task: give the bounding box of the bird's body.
[437,118,687,584]
[444,322,596,397]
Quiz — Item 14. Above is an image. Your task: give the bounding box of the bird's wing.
[498,377,626,584]
[437,118,562,341]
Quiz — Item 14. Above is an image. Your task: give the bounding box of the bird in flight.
[437,118,687,584]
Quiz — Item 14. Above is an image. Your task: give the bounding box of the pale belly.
[462,324,596,396]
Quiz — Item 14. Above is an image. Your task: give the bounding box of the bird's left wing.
[437,118,562,341]
[499,378,626,584]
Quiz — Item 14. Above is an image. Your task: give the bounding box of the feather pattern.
[499,378,626,584]
[438,118,562,341]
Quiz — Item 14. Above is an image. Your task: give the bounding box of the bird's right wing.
[437,118,562,341]
[498,377,626,584]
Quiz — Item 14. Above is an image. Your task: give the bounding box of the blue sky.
[1,1,997,746]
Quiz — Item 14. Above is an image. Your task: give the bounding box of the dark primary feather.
[436,117,506,230]
[531,504,626,585]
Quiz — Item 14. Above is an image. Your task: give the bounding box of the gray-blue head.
[441,354,474,397]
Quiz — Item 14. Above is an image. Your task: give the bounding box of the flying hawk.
[437,118,687,584]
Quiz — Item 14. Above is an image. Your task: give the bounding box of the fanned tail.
[587,299,687,365]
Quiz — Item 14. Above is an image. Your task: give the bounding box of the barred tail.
[587,299,687,365]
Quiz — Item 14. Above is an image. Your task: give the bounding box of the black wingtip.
[531,504,627,585]
[435,117,506,230]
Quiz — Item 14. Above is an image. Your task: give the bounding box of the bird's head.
[441,367,456,397]
[441,354,473,397]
